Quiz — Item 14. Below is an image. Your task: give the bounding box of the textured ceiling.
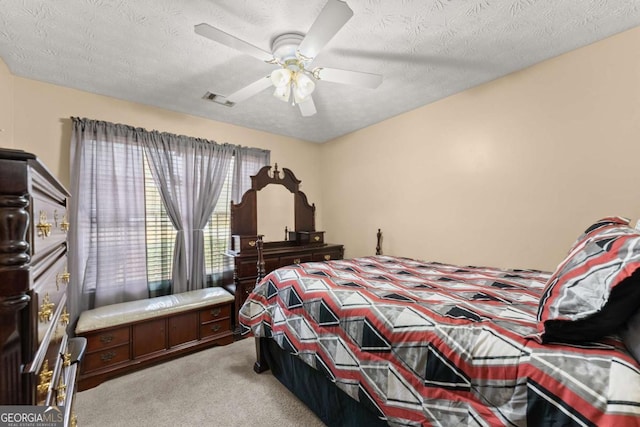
[1,0,639,143]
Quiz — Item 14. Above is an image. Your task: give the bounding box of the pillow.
[621,309,640,363]
[567,216,630,254]
[537,221,640,343]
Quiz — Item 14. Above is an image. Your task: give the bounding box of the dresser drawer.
[83,343,131,372]
[30,185,68,265]
[85,326,130,352]
[231,235,260,252]
[280,253,312,266]
[49,335,70,407]
[33,250,69,345]
[312,249,343,262]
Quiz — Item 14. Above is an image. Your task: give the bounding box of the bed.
[239,218,640,426]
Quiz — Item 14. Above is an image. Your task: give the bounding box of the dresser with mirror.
[225,165,343,332]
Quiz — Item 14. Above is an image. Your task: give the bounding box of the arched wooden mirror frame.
[230,164,316,249]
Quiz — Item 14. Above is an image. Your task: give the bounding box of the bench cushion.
[75,287,234,334]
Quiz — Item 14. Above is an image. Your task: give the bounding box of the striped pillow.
[537,220,640,343]
[567,216,630,253]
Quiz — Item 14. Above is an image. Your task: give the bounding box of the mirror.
[230,165,317,249]
[257,184,295,242]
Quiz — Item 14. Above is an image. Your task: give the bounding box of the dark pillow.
[537,220,640,343]
[621,309,640,363]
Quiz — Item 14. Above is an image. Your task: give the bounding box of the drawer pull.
[37,359,53,397]
[248,240,256,247]
[314,235,321,241]
[56,267,71,290]
[293,258,301,264]
[100,351,116,362]
[59,307,70,326]
[56,377,66,405]
[63,351,71,367]
[60,214,70,232]
[244,287,254,295]
[38,293,55,322]
[99,334,114,344]
[210,308,221,317]
[324,254,331,261]
[37,210,52,238]
[211,324,221,332]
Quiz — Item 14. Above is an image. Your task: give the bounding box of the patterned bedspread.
[239,256,640,426]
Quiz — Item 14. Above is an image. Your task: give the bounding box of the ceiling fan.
[194,0,383,117]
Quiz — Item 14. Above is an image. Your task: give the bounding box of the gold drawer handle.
[100,351,116,362]
[211,324,221,332]
[56,377,67,405]
[99,334,114,344]
[63,351,71,367]
[38,293,55,322]
[211,308,221,317]
[324,255,331,261]
[60,214,69,233]
[59,307,70,326]
[314,235,320,241]
[248,240,256,247]
[37,359,53,397]
[56,267,71,290]
[244,287,254,295]
[293,258,301,264]
[37,210,52,238]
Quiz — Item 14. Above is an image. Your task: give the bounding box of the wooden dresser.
[225,165,344,331]
[0,149,85,423]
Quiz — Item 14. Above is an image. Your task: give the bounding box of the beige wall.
[4,26,640,272]
[0,59,13,148]
[3,67,324,231]
[322,27,640,271]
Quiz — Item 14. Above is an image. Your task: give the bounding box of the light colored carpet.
[75,338,325,426]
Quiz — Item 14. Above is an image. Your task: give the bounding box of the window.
[70,117,270,311]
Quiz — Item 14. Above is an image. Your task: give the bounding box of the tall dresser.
[0,149,85,425]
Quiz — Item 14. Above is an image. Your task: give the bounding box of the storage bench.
[75,287,234,390]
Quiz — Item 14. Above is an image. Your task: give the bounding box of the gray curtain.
[144,134,234,293]
[232,146,270,203]
[67,117,269,330]
[68,118,149,325]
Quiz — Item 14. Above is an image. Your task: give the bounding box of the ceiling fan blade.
[314,67,383,89]
[194,23,273,63]
[297,0,353,60]
[298,96,317,117]
[226,76,273,103]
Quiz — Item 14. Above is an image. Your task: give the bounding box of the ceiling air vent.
[202,92,235,107]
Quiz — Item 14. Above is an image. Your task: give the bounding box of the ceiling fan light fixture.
[294,72,315,100]
[270,68,292,88]
[273,84,291,102]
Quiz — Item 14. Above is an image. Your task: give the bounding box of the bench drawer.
[200,318,232,339]
[199,304,231,323]
[85,327,130,352]
[83,343,130,372]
